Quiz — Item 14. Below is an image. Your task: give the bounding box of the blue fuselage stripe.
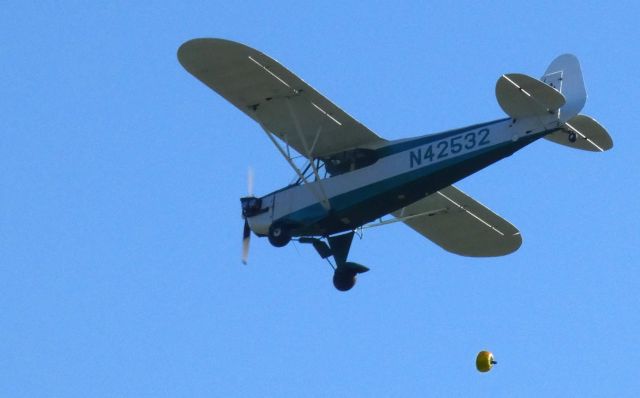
[282,128,546,236]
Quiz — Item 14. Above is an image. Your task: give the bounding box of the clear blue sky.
[3,1,639,397]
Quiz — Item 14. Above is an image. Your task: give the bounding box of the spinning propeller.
[242,219,250,264]
[241,168,254,264]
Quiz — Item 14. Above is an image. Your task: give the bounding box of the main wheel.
[333,270,357,291]
[268,222,291,247]
[568,132,577,143]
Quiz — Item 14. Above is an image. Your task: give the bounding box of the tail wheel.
[268,222,291,247]
[333,270,357,291]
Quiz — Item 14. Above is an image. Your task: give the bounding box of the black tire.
[268,222,291,247]
[333,270,357,291]
[568,132,577,143]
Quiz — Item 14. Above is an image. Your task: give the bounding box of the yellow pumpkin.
[476,351,497,372]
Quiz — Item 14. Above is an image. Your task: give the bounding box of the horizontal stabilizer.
[545,114,613,152]
[496,73,565,119]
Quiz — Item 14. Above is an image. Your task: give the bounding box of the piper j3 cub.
[178,39,612,292]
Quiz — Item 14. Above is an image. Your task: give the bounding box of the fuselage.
[248,115,558,237]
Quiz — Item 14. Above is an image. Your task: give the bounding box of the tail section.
[541,54,613,152]
[495,54,612,152]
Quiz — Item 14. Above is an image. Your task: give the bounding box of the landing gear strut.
[301,231,369,291]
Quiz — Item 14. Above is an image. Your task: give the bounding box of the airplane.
[178,38,613,292]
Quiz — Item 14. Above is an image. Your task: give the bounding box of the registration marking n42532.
[409,128,491,169]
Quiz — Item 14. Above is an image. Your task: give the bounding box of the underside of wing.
[392,185,522,257]
[178,38,386,158]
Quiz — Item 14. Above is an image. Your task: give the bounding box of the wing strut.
[360,207,448,229]
[285,98,331,210]
[257,120,331,211]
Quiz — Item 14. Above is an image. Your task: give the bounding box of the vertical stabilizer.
[541,54,586,122]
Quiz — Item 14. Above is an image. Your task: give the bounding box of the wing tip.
[177,38,260,78]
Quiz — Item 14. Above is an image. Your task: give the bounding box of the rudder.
[541,54,586,123]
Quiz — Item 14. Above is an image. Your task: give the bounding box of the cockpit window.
[320,148,379,176]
